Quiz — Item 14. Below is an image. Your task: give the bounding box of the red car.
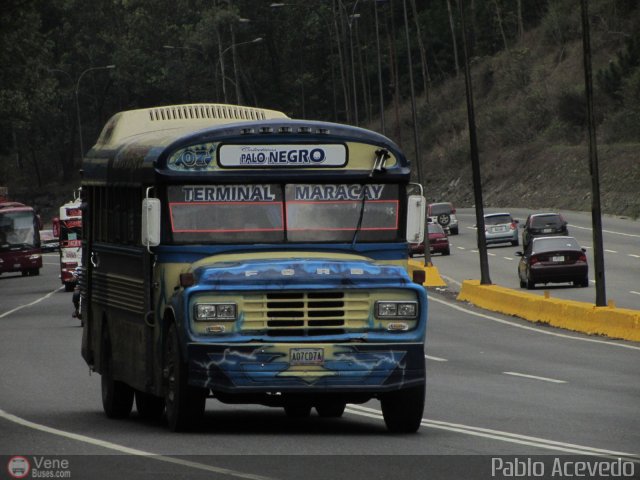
[409,223,450,256]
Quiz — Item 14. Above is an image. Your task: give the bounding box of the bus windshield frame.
[167,183,401,244]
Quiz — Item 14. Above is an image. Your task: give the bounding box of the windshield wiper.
[351,149,390,248]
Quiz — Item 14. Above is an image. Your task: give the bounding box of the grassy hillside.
[385,0,640,218]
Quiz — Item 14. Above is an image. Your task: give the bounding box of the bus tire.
[164,324,207,432]
[315,402,346,418]
[380,385,424,433]
[101,328,134,419]
[135,390,165,421]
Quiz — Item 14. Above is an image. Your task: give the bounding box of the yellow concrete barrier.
[407,259,447,287]
[457,280,640,342]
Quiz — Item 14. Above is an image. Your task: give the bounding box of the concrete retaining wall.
[457,280,640,342]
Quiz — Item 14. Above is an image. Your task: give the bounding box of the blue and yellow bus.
[81,103,427,433]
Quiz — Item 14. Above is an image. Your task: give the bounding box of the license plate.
[552,256,564,262]
[290,348,324,365]
[543,228,554,233]
[493,226,506,232]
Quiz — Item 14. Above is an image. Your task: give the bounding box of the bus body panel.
[154,253,427,399]
[58,198,83,289]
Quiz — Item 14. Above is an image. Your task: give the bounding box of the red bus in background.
[0,201,42,276]
[53,196,83,291]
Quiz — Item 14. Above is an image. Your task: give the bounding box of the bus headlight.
[375,301,418,319]
[194,303,237,321]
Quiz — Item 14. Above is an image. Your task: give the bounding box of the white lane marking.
[44,262,59,265]
[439,274,461,287]
[425,355,448,362]
[471,249,479,253]
[487,253,496,257]
[604,249,618,254]
[630,291,640,296]
[503,256,514,261]
[583,246,592,249]
[629,254,640,259]
[429,295,640,351]
[0,287,62,319]
[466,226,477,231]
[590,280,596,284]
[0,409,275,480]
[570,224,640,238]
[346,405,639,461]
[457,246,466,250]
[503,371,566,384]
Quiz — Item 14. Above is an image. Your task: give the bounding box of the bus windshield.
[0,211,37,249]
[168,183,400,244]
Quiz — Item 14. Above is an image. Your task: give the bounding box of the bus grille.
[241,291,370,336]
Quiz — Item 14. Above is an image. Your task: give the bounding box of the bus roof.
[84,104,411,186]
[0,202,30,211]
[95,104,289,148]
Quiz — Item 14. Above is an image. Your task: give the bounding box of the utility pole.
[402,0,430,266]
[580,0,607,306]
[458,0,491,285]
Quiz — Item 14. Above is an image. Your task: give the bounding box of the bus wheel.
[315,402,346,418]
[380,385,424,433]
[101,328,134,419]
[135,390,165,421]
[164,324,207,431]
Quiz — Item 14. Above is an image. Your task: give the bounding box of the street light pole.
[373,0,385,134]
[219,37,263,104]
[75,65,115,160]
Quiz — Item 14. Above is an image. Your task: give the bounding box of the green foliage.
[596,34,640,102]
[556,88,587,127]
[501,48,533,90]
[540,0,581,47]
[0,0,637,221]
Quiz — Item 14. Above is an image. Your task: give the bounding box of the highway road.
[1,253,639,479]
[426,208,640,311]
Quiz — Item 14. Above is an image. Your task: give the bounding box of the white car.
[427,202,459,235]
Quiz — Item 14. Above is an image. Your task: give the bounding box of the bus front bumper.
[187,342,425,393]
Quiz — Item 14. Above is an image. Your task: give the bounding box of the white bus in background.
[53,194,82,291]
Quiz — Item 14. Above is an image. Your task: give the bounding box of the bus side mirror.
[406,195,426,244]
[141,198,161,249]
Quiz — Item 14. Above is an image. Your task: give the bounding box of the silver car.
[484,212,519,246]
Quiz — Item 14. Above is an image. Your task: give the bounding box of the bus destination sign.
[218,144,347,168]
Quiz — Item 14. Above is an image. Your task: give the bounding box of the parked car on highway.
[427,202,458,235]
[39,229,59,252]
[409,223,450,256]
[521,212,568,249]
[484,212,519,246]
[516,236,588,289]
